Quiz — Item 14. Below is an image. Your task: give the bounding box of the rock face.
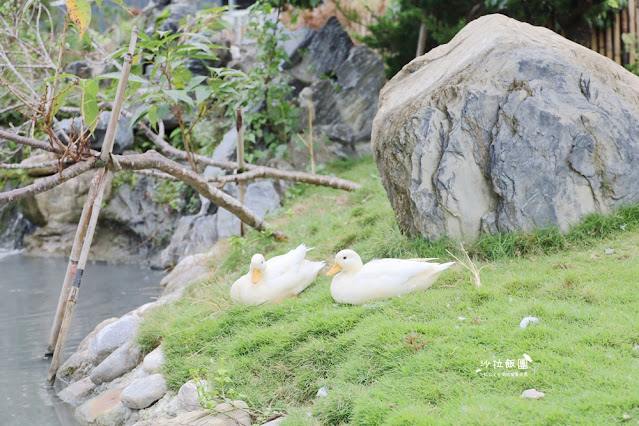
[289,18,385,144]
[372,14,639,240]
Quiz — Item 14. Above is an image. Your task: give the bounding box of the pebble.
[605,248,614,255]
[519,316,539,329]
[458,317,466,321]
[316,387,328,398]
[520,388,544,399]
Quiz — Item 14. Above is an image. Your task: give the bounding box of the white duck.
[326,249,455,304]
[230,244,325,305]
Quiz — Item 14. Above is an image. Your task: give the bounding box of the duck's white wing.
[359,259,439,282]
[266,244,310,276]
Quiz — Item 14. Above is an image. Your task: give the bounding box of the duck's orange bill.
[326,263,342,276]
[251,269,261,283]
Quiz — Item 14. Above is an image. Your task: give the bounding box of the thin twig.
[445,244,484,288]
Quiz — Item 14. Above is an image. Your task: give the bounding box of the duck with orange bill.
[230,244,325,305]
[327,249,455,305]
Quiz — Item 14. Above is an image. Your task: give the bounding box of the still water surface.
[0,252,161,425]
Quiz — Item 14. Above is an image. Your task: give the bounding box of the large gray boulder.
[372,14,639,240]
[160,214,218,268]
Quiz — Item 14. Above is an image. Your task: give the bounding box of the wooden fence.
[590,1,637,66]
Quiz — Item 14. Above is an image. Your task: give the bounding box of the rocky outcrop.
[160,180,281,268]
[372,14,639,240]
[289,18,385,147]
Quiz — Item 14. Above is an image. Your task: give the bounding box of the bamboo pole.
[46,27,138,386]
[235,107,245,237]
[623,8,629,65]
[415,19,427,58]
[630,0,636,64]
[599,29,605,56]
[606,25,613,59]
[614,12,622,64]
[308,99,314,175]
[44,171,100,356]
[591,27,598,52]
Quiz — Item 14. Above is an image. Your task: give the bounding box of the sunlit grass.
[138,156,639,425]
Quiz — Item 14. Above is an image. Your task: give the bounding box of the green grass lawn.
[139,156,639,425]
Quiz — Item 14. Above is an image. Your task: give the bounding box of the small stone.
[177,380,206,411]
[605,248,614,255]
[446,303,451,308]
[316,387,328,398]
[88,315,142,365]
[622,413,631,420]
[520,388,544,399]
[508,297,513,303]
[620,225,626,230]
[90,343,142,385]
[458,317,466,321]
[519,316,539,329]
[143,346,165,374]
[58,377,96,407]
[120,374,168,409]
[633,344,639,351]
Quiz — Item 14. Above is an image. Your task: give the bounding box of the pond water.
[0,252,161,425]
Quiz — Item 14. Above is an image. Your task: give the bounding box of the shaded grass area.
[139,156,639,424]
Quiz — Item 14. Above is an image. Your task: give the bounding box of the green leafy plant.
[126,6,244,169]
[231,1,300,160]
[191,363,243,409]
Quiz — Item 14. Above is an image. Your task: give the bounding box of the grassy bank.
[139,156,639,425]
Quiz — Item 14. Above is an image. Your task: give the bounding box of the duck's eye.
[343,256,347,259]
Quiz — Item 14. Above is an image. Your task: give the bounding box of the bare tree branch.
[117,151,287,239]
[0,157,96,203]
[137,121,362,191]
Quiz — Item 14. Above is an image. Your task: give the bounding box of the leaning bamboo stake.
[630,0,636,64]
[46,27,138,386]
[599,29,605,56]
[591,27,598,51]
[606,26,614,59]
[614,13,622,64]
[308,99,314,175]
[235,107,245,237]
[44,172,100,356]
